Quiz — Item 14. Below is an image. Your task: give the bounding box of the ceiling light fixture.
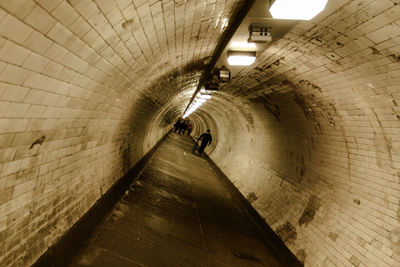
[227,51,256,66]
[183,100,205,118]
[183,86,215,119]
[269,0,328,20]
[230,42,256,50]
[195,98,206,103]
[200,94,212,100]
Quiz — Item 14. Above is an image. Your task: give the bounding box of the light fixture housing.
[218,66,231,82]
[230,42,256,50]
[269,0,328,20]
[227,51,256,66]
[249,25,272,43]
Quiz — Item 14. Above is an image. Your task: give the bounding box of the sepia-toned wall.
[1,0,400,266]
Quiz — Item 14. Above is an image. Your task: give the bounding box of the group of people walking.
[173,118,193,136]
[172,118,212,156]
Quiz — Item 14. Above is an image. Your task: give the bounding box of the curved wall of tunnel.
[0,0,400,266]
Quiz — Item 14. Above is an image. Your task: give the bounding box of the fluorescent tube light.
[192,102,202,107]
[269,0,328,20]
[230,42,256,50]
[228,56,256,66]
[199,94,212,100]
[227,51,256,66]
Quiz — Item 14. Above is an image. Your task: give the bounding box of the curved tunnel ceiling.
[1,0,400,266]
[164,1,400,265]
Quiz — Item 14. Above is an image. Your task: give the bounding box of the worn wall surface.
[0,0,242,265]
[1,0,400,266]
[192,0,400,266]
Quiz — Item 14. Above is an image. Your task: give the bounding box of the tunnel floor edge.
[67,132,299,267]
[32,133,169,267]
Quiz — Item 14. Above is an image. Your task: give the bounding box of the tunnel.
[1,0,400,266]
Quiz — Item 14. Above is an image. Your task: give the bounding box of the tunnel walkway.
[69,133,287,267]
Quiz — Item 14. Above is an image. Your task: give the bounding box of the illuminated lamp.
[195,98,206,103]
[227,51,256,66]
[199,94,212,100]
[191,102,202,108]
[230,42,256,50]
[269,0,328,20]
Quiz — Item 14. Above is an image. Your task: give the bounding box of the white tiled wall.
[0,0,239,265]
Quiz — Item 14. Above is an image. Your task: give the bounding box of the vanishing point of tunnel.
[1,0,400,266]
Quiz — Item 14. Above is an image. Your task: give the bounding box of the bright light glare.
[184,101,203,118]
[227,55,256,66]
[230,42,256,50]
[184,91,212,118]
[192,102,203,107]
[270,0,328,20]
[199,94,212,100]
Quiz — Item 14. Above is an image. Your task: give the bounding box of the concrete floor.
[69,133,286,267]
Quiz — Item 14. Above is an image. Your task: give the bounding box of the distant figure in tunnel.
[186,122,193,136]
[198,129,212,156]
[173,118,182,133]
[179,120,188,134]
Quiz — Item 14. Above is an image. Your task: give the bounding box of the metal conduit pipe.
[182,0,256,115]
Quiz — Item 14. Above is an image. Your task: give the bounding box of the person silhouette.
[198,129,212,156]
[173,118,181,132]
[186,122,193,136]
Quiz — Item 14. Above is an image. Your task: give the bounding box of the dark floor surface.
[69,133,286,267]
